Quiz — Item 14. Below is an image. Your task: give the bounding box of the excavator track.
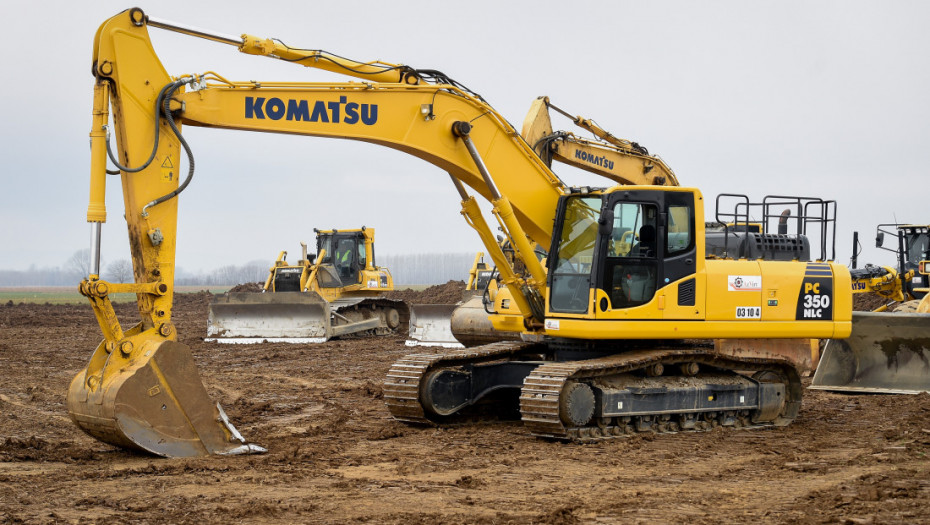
[521,348,801,442]
[383,341,542,424]
[385,343,801,441]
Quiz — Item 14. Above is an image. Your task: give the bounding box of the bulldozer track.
[336,298,411,337]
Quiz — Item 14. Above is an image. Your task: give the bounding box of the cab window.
[603,202,658,308]
[549,196,601,313]
[666,204,693,256]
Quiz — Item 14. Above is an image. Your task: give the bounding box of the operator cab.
[547,189,696,315]
[876,224,930,298]
[316,231,367,287]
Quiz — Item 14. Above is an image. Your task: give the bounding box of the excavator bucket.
[810,312,930,394]
[450,293,522,347]
[67,339,264,457]
[207,291,332,343]
[406,303,463,348]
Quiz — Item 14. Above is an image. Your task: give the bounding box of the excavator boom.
[72,8,562,455]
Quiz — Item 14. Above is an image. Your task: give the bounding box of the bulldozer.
[207,227,408,343]
[72,9,930,457]
[811,224,930,393]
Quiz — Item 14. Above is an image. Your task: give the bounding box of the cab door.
[595,190,697,319]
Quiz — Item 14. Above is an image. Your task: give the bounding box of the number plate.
[735,306,761,319]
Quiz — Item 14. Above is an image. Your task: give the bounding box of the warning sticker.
[161,156,175,182]
[728,275,761,292]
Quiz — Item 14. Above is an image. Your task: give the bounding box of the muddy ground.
[1,287,929,524]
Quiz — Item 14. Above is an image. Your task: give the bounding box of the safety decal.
[161,155,174,182]
[728,275,762,292]
[367,279,379,288]
[545,319,560,331]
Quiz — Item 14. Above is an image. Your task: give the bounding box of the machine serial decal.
[544,319,560,330]
[796,263,833,320]
[728,275,761,292]
[245,96,378,125]
[735,306,761,319]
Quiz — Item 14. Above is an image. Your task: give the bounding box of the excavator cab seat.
[605,224,658,309]
[633,224,656,258]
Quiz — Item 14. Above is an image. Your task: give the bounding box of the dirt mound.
[384,280,467,304]
[854,292,899,311]
[229,282,264,293]
[171,290,214,319]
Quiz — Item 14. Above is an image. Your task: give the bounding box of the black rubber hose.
[142,79,195,216]
[105,81,177,174]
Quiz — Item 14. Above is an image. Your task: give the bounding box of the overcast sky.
[2,1,928,276]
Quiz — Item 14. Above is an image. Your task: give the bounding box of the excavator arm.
[71,8,567,456]
[522,96,680,187]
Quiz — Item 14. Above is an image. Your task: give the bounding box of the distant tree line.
[377,252,478,285]
[0,250,479,287]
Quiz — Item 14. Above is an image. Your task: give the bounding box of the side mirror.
[598,208,615,237]
[875,232,885,248]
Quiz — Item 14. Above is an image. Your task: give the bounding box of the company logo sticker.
[544,319,560,331]
[728,275,762,292]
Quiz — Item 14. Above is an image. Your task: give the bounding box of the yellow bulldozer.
[811,224,930,393]
[207,227,408,343]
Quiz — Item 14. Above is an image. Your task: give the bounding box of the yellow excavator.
[74,8,881,457]
[207,227,407,343]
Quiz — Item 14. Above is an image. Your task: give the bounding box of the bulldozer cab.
[316,231,366,288]
[875,224,930,298]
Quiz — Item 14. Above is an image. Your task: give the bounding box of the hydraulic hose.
[141,79,196,217]
[104,80,179,174]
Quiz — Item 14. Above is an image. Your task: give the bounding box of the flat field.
[0,290,928,524]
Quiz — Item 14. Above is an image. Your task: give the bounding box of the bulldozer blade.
[68,340,265,457]
[207,291,330,343]
[810,311,930,394]
[450,293,522,347]
[406,303,463,348]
